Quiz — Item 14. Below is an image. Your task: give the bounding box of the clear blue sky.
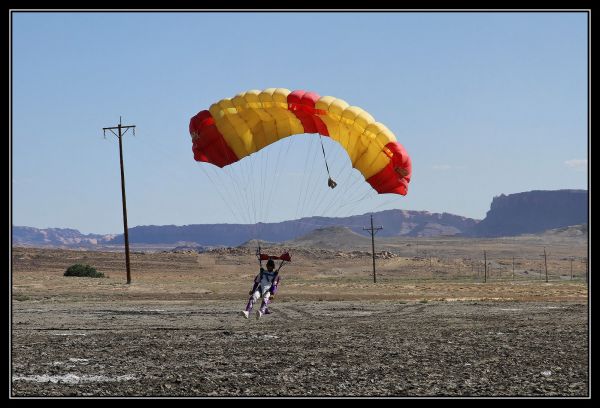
[11,11,588,235]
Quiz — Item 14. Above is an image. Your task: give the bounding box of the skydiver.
[241,258,281,320]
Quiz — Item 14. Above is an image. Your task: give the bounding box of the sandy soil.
[11,247,589,397]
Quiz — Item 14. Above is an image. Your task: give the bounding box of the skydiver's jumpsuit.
[245,267,280,315]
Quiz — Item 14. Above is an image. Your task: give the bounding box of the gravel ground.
[11,299,589,397]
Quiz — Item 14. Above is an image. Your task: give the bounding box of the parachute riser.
[319,134,337,189]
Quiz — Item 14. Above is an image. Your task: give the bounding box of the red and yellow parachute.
[189,88,412,195]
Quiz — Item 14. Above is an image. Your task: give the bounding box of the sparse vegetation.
[64,264,104,278]
[13,294,30,301]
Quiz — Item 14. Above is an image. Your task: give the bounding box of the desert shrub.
[14,294,30,301]
[64,264,104,278]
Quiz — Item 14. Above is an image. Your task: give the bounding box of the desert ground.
[11,237,589,397]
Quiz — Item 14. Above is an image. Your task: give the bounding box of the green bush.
[64,264,104,278]
[14,294,30,301]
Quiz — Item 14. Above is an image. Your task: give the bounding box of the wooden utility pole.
[484,250,487,283]
[512,256,515,281]
[363,214,383,283]
[570,257,573,280]
[543,247,548,283]
[103,117,136,284]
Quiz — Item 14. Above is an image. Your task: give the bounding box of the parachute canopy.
[189,88,412,195]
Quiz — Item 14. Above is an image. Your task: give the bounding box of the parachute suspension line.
[140,136,245,224]
[251,145,270,244]
[197,164,243,225]
[370,195,400,212]
[209,132,252,226]
[331,128,375,215]
[225,166,254,225]
[339,188,377,213]
[290,135,309,241]
[301,135,343,237]
[322,147,359,214]
[213,164,249,226]
[302,136,332,220]
[258,143,271,239]
[293,135,324,240]
[216,143,252,226]
[319,134,337,189]
[262,137,285,230]
[263,135,295,232]
[221,141,263,239]
[340,189,377,216]
[304,143,345,219]
[256,147,266,241]
[293,135,318,236]
[248,151,259,226]
[321,135,371,218]
[245,151,260,241]
[241,152,258,227]
[221,160,251,226]
[340,179,378,216]
[297,135,325,234]
[321,177,356,216]
[254,151,264,233]
[276,135,312,242]
[259,143,272,236]
[334,179,363,214]
[312,147,359,218]
[335,171,372,216]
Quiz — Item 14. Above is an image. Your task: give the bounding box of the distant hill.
[286,223,589,253]
[12,227,115,248]
[518,224,588,240]
[12,210,478,249]
[540,224,588,238]
[467,189,588,237]
[287,226,372,250]
[104,210,479,247]
[12,189,588,249]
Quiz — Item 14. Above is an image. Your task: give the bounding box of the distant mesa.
[466,189,587,237]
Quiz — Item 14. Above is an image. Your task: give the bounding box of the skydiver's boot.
[243,297,255,318]
[259,298,269,316]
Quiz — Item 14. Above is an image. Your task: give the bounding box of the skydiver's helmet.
[266,259,275,269]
